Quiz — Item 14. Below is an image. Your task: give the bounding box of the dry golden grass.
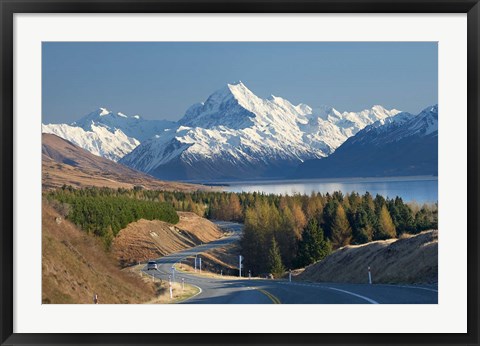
[127,264,200,304]
[42,133,218,192]
[112,212,223,267]
[42,201,158,304]
[43,201,204,304]
[297,230,438,285]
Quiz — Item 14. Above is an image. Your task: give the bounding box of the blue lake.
[222,176,438,204]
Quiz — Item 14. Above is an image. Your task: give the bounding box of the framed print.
[1,0,479,345]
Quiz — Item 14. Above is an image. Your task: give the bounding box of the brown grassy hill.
[42,201,158,304]
[42,133,214,192]
[112,212,223,267]
[297,230,438,285]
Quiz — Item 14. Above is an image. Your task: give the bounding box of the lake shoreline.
[206,175,438,187]
[205,176,438,204]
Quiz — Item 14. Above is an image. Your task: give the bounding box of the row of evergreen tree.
[46,186,437,271]
[46,186,179,249]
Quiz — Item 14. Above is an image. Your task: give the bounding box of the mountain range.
[42,109,174,161]
[42,82,436,181]
[293,105,438,178]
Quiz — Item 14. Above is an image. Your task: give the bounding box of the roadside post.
[93,293,98,304]
[182,278,185,291]
[199,257,202,272]
[248,270,251,279]
[368,266,372,284]
[169,281,173,299]
[289,269,292,283]
[239,255,243,277]
[220,270,223,276]
[194,255,197,272]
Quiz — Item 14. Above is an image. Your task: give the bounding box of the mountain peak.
[226,81,257,101]
[422,104,438,114]
[98,107,111,116]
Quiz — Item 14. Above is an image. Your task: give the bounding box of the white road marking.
[327,287,379,304]
[384,284,438,293]
[178,284,203,303]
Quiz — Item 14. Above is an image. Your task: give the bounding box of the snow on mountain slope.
[293,105,438,178]
[42,108,175,161]
[73,108,175,142]
[42,123,140,162]
[348,105,437,147]
[121,82,401,181]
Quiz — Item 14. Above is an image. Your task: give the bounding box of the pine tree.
[351,207,373,244]
[268,237,285,278]
[331,204,352,249]
[296,218,331,267]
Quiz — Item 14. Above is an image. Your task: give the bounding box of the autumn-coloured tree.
[375,205,396,240]
[331,204,352,249]
[227,193,243,221]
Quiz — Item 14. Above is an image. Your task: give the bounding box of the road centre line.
[255,288,281,304]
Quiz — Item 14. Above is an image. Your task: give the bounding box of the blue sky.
[42,42,437,123]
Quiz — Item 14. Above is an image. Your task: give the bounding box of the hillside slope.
[112,212,223,267]
[42,133,211,191]
[297,230,437,284]
[42,201,157,304]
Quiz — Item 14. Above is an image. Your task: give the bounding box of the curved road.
[143,221,437,304]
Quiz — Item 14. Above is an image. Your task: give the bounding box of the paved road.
[143,221,438,304]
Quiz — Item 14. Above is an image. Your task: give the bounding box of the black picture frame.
[1,1,479,345]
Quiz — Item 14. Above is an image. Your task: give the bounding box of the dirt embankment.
[297,230,438,285]
[43,203,221,304]
[112,212,223,267]
[42,202,158,304]
[179,242,240,277]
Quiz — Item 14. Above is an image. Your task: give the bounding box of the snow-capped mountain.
[292,105,438,179]
[41,123,140,162]
[120,82,401,181]
[73,108,175,142]
[42,108,175,161]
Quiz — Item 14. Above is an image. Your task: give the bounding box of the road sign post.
[368,266,372,284]
[239,255,243,277]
